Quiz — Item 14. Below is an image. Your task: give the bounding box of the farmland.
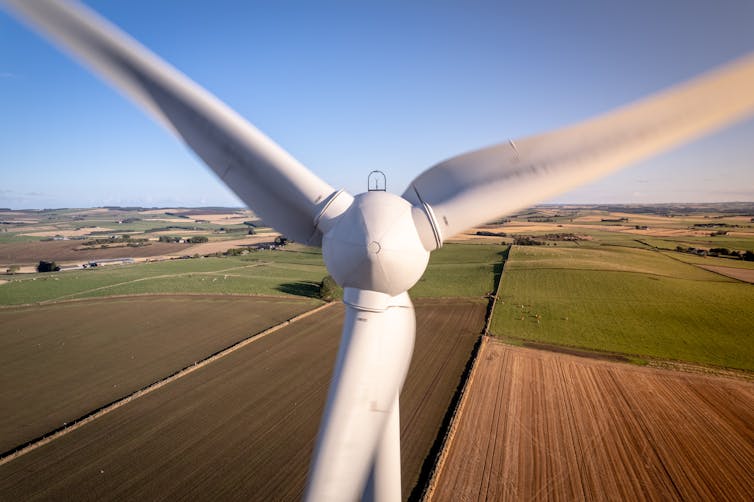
[0,295,319,453]
[0,298,486,501]
[429,339,754,501]
[2,202,754,501]
[0,250,328,305]
[0,242,500,305]
[0,207,273,268]
[488,237,754,371]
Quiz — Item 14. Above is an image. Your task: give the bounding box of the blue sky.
[1,0,753,209]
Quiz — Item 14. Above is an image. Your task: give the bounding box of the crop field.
[0,298,486,501]
[0,250,329,305]
[0,239,189,266]
[490,245,754,370]
[0,207,266,267]
[430,339,754,501]
[409,243,507,298]
[0,295,318,453]
[0,243,502,305]
[2,203,753,501]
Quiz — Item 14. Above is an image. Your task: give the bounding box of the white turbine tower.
[3,2,754,501]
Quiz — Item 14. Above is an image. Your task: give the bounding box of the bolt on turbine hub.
[322,191,430,297]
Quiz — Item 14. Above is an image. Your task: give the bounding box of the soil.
[429,338,754,501]
[0,295,317,453]
[0,298,486,501]
[698,264,754,283]
[0,240,188,266]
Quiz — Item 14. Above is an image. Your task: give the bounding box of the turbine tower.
[3,1,754,500]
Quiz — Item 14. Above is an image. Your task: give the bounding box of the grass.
[0,233,42,244]
[0,242,507,305]
[410,243,507,298]
[491,245,754,371]
[637,234,754,251]
[0,250,329,305]
[661,250,754,270]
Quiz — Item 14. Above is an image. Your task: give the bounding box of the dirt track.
[0,298,485,500]
[429,338,754,501]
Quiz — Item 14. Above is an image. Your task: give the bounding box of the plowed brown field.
[0,295,318,453]
[699,264,754,283]
[0,298,485,500]
[0,240,188,266]
[429,338,754,501]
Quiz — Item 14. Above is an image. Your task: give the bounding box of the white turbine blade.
[2,0,338,244]
[403,53,754,243]
[305,290,415,502]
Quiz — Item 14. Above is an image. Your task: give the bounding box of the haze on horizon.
[1,0,753,210]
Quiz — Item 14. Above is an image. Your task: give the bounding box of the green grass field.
[0,249,328,305]
[491,245,754,371]
[0,243,506,305]
[661,250,754,270]
[410,243,507,298]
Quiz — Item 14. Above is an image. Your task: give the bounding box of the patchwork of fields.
[430,339,754,501]
[0,298,486,500]
[2,204,753,501]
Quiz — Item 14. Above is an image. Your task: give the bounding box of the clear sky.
[1,0,753,209]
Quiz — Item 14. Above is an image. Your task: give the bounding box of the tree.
[6,265,19,275]
[744,250,754,262]
[37,260,60,273]
[188,235,209,244]
[318,275,340,302]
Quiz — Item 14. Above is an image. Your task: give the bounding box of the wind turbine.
[3,1,754,501]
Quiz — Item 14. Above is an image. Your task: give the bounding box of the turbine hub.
[322,191,430,296]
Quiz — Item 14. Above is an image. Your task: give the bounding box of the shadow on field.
[276,281,320,298]
[491,247,510,293]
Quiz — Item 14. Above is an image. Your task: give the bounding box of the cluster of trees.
[158,235,209,243]
[541,233,584,241]
[37,260,60,273]
[83,235,149,247]
[693,222,738,228]
[513,236,546,246]
[676,246,754,261]
[476,230,507,237]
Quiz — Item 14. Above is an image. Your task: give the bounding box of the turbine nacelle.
[322,191,430,298]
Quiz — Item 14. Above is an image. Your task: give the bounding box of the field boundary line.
[0,300,336,466]
[483,248,508,336]
[420,249,508,500]
[422,336,489,502]
[0,292,319,310]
